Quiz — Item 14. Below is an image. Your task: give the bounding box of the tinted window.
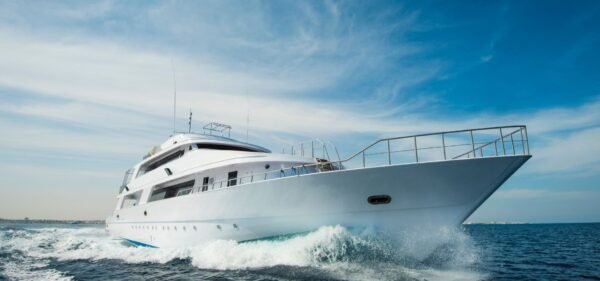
[227,171,237,187]
[144,150,184,173]
[197,143,258,152]
[202,177,209,192]
[148,180,195,202]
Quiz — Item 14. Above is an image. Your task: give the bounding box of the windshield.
[119,168,134,193]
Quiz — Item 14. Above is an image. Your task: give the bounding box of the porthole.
[183,226,186,231]
[144,210,147,216]
[265,164,270,169]
[367,195,392,205]
[174,226,177,231]
[193,226,197,231]
[216,225,221,230]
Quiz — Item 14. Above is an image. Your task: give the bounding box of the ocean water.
[0,223,598,281]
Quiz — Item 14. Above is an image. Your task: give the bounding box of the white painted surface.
[106,148,530,247]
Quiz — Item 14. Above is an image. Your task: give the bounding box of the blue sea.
[0,222,598,281]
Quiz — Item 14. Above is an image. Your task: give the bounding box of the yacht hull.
[106,155,530,248]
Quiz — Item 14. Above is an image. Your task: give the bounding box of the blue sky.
[0,0,599,222]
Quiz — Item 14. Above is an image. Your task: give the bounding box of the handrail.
[343,125,528,162]
[286,139,341,162]
[451,127,524,159]
[186,125,530,194]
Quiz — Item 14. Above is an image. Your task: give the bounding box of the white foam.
[1,225,486,281]
[2,257,72,281]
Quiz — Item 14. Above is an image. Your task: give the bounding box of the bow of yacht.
[105,124,531,248]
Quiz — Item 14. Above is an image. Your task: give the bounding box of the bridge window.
[197,143,259,152]
[148,180,195,202]
[139,149,184,176]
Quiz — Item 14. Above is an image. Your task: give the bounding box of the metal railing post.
[414,136,419,163]
[470,130,476,158]
[510,134,515,155]
[387,139,392,165]
[520,128,525,155]
[442,133,447,160]
[494,141,498,156]
[362,151,366,168]
[524,127,530,154]
[499,128,506,155]
[311,141,314,158]
[301,143,304,157]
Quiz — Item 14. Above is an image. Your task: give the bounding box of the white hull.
[106,155,530,248]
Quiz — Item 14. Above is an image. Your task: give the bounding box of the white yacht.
[105,123,531,248]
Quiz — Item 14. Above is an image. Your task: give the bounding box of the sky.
[0,0,599,222]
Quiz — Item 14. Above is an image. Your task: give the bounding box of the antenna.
[171,59,177,133]
[188,109,192,133]
[245,93,250,142]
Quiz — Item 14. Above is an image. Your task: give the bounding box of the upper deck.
[145,133,270,159]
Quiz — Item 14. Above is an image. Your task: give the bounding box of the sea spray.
[1,224,483,281]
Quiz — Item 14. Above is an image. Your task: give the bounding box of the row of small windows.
[130,224,239,231]
[148,170,238,203]
[131,225,197,231]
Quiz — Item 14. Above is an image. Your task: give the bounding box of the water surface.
[1,222,598,280]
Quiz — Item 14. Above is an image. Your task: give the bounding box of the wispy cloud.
[0,1,598,220]
[494,188,595,200]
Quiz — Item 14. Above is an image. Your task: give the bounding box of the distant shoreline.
[0,218,105,224]
[463,221,600,225]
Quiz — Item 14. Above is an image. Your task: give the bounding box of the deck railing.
[284,139,341,162]
[344,125,529,168]
[196,125,529,192]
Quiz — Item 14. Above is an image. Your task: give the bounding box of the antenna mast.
[188,109,192,133]
[245,92,250,142]
[246,109,249,142]
[171,59,177,133]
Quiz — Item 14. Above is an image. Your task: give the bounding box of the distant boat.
[105,123,531,248]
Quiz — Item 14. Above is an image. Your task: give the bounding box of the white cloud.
[525,127,600,175]
[492,188,600,200]
[1,30,599,176]
[494,188,548,199]
[0,1,599,220]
